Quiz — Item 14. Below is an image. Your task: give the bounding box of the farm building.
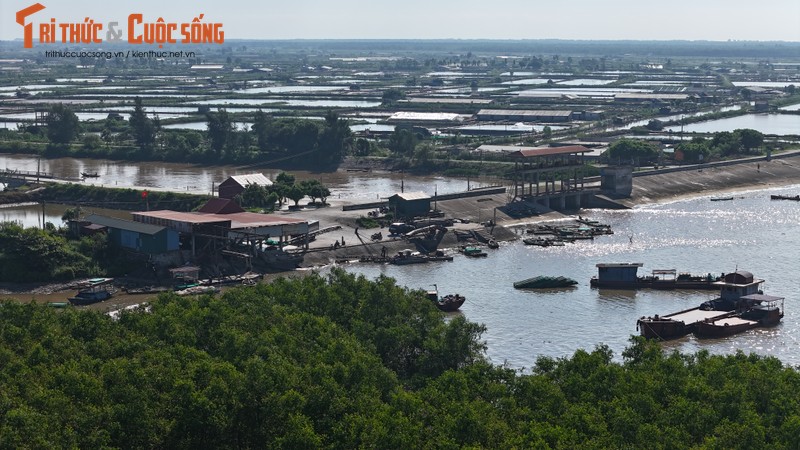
[218,173,273,200]
[85,214,179,254]
[388,192,431,218]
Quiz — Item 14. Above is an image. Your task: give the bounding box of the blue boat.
[69,278,115,305]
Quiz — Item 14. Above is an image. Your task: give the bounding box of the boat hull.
[591,279,720,290]
[637,318,689,340]
[434,295,465,312]
[68,290,112,305]
[694,320,758,338]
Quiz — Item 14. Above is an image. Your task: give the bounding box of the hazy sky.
[2,0,799,42]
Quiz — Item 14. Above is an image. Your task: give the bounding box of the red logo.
[16,3,46,48]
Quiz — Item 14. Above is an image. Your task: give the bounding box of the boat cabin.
[704,271,765,311]
[595,263,643,283]
[715,271,763,301]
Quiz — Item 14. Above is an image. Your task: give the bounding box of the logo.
[15,3,224,48]
[16,2,46,48]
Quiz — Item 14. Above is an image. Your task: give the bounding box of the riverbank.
[4,153,800,299]
[625,153,800,206]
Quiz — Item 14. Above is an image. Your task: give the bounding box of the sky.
[2,0,800,42]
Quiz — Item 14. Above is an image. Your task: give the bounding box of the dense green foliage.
[0,222,105,281]
[36,183,208,212]
[1,270,800,448]
[676,129,765,163]
[607,139,660,163]
[46,104,81,145]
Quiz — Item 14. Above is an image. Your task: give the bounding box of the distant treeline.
[228,39,800,58]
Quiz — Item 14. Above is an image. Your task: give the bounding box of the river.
[0,153,498,200]
[333,186,800,369]
[3,153,799,369]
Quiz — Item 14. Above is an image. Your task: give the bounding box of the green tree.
[252,109,271,152]
[711,131,742,156]
[735,129,764,153]
[46,104,80,145]
[206,110,233,158]
[129,97,157,153]
[299,179,331,204]
[607,139,659,164]
[286,184,305,206]
[388,128,417,157]
[317,110,352,164]
[676,139,712,163]
[238,184,277,209]
[382,88,405,104]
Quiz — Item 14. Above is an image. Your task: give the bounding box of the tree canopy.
[2,270,800,448]
[46,103,81,145]
[607,139,660,163]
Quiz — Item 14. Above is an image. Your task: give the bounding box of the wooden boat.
[710,196,734,201]
[81,172,100,178]
[391,249,429,265]
[487,239,499,249]
[124,286,170,295]
[46,302,70,308]
[460,246,487,257]
[638,271,782,340]
[175,285,219,296]
[770,194,800,201]
[694,294,784,338]
[637,307,734,340]
[426,285,465,312]
[68,278,116,305]
[523,237,565,247]
[590,264,722,290]
[514,276,577,289]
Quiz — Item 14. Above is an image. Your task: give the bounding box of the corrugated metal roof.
[222,212,307,229]
[133,211,232,224]
[477,109,573,117]
[228,173,273,187]
[390,191,431,201]
[510,145,591,158]
[198,198,245,214]
[388,111,465,122]
[86,214,166,235]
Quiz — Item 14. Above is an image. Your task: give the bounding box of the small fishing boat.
[710,196,734,201]
[81,172,100,178]
[460,246,488,257]
[487,239,499,249]
[426,285,466,312]
[68,278,116,305]
[175,285,219,296]
[523,237,564,247]
[770,194,800,201]
[391,249,429,265]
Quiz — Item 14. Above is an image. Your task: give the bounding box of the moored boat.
[68,278,116,305]
[514,276,578,289]
[81,172,100,178]
[460,246,488,257]
[694,294,784,338]
[638,271,783,340]
[426,285,466,312]
[590,263,722,290]
[770,194,800,201]
[391,249,429,265]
